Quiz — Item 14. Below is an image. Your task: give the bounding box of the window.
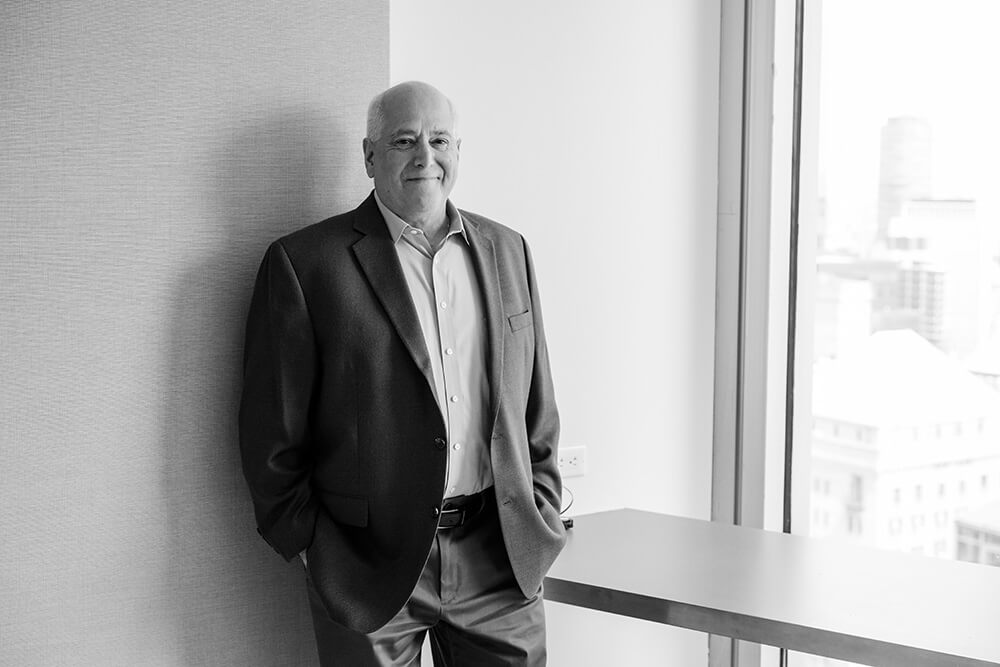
[787,0,1000,550]
[850,475,864,504]
[771,2,1000,665]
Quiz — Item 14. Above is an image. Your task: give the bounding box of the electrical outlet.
[558,446,586,478]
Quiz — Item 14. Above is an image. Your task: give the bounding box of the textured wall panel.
[1,2,387,664]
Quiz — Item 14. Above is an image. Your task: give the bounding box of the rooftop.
[812,329,1000,426]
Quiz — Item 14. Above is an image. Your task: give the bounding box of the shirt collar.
[373,190,468,245]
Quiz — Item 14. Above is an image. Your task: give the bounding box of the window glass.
[789,1,1000,665]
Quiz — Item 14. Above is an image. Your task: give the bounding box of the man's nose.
[412,140,434,168]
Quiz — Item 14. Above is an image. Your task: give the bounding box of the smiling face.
[363,83,460,227]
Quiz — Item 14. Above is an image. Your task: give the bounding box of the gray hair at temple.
[365,81,460,142]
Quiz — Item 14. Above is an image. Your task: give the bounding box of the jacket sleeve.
[521,236,564,520]
[238,241,320,561]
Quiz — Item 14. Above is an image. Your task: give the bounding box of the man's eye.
[394,138,414,147]
[432,138,450,148]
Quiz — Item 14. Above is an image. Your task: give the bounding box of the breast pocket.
[508,309,533,333]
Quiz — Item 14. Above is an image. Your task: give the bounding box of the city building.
[809,330,1000,559]
[955,502,1000,566]
[883,198,990,358]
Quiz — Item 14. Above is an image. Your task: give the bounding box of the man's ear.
[362,138,375,178]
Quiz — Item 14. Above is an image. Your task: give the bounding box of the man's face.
[363,86,460,224]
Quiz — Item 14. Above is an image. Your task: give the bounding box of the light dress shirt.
[374,191,493,499]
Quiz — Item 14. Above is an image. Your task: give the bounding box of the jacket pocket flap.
[320,492,368,528]
[508,310,533,332]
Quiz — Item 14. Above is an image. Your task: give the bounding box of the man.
[238,81,565,666]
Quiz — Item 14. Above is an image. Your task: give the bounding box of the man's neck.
[404,208,449,245]
[375,191,451,248]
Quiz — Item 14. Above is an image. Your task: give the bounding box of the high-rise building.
[884,198,988,357]
[897,262,946,347]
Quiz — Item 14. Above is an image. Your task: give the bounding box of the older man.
[238,81,566,665]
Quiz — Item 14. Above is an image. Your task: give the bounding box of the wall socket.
[558,446,586,478]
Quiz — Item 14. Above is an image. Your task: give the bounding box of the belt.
[436,487,492,530]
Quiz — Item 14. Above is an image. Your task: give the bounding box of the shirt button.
[445,348,454,355]
[434,437,446,450]
[453,443,462,451]
[450,395,459,403]
[440,301,448,309]
[409,229,420,235]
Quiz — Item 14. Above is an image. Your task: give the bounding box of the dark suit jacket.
[238,193,566,633]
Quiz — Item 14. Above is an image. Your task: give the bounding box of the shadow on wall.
[161,109,355,666]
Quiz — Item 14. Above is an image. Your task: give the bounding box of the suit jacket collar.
[350,193,505,433]
[461,210,505,436]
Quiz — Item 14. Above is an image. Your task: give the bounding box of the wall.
[1,2,386,665]
[390,2,720,664]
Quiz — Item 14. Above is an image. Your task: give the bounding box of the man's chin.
[407,187,447,203]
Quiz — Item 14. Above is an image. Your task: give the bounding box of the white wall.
[390,2,721,664]
[1,3,386,665]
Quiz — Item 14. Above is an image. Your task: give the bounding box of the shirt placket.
[432,237,466,497]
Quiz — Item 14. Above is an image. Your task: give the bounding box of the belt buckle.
[438,507,465,529]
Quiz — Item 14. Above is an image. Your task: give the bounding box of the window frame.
[710,0,818,664]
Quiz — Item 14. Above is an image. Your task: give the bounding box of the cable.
[560,485,575,529]
[560,485,574,515]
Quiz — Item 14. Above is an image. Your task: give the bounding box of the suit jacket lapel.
[462,215,505,435]
[351,195,437,397]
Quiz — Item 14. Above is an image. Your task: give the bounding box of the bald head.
[366,81,459,143]
[362,81,461,228]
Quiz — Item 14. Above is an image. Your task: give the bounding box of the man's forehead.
[388,122,455,137]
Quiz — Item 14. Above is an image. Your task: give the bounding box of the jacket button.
[434,437,446,450]
[432,506,441,517]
